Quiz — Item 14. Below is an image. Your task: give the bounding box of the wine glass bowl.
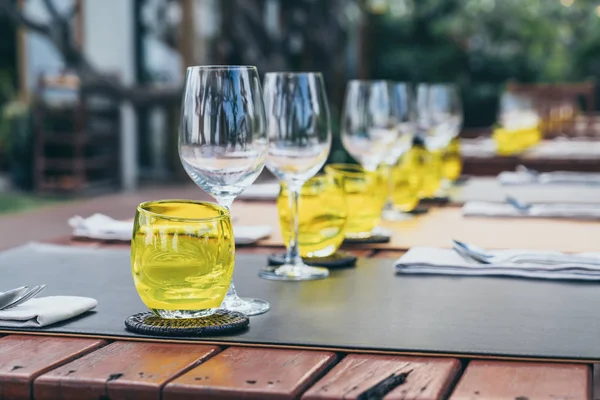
[417,83,463,152]
[179,66,268,205]
[341,80,399,172]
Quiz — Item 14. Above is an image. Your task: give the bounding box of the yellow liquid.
[404,146,442,199]
[493,126,541,155]
[441,138,462,182]
[278,176,347,257]
[344,179,386,237]
[390,153,422,212]
[131,202,234,312]
[326,164,386,238]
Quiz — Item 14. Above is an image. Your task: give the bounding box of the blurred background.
[1,0,600,214]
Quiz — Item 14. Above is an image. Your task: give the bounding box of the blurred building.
[14,0,221,191]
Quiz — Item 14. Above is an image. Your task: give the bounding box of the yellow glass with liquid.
[441,138,462,182]
[390,151,423,212]
[131,200,234,319]
[325,164,386,238]
[493,126,541,156]
[278,175,348,257]
[400,143,443,199]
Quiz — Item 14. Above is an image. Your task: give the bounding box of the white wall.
[83,0,137,191]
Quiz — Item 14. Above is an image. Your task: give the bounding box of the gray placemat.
[1,243,600,361]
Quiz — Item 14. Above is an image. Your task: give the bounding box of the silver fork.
[0,286,29,309]
[452,239,600,266]
[0,285,46,310]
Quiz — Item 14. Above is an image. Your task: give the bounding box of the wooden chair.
[506,81,596,139]
[32,73,121,195]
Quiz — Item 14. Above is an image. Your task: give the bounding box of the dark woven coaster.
[420,196,450,205]
[343,234,390,245]
[407,206,429,215]
[124,309,249,337]
[268,251,357,268]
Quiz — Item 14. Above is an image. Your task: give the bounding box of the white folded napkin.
[237,183,280,200]
[70,214,272,245]
[69,214,133,241]
[527,139,600,159]
[395,247,600,280]
[498,169,600,186]
[233,225,272,245]
[0,296,97,328]
[462,201,600,220]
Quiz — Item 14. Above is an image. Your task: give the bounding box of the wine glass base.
[221,296,270,316]
[259,264,329,281]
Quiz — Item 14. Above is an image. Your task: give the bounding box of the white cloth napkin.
[0,296,97,328]
[69,214,133,241]
[69,214,272,244]
[498,169,600,186]
[462,201,600,220]
[237,183,280,200]
[395,247,600,280]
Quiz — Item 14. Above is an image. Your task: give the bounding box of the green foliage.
[367,0,600,127]
[0,70,29,153]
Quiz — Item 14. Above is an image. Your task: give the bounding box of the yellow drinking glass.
[325,164,386,239]
[390,152,423,213]
[493,91,542,155]
[403,144,443,199]
[441,138,462,182]
[278,175,348,258]
[131,200,234,319]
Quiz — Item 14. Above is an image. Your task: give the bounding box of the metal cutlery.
[505,195,531,212]
[0,285,46,310]
[452,239,600,267]
[516,164,539,177]
[0,286,29,309]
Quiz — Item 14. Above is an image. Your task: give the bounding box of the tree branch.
[1,0,182,107]
[0,0,51,35]
[41,0,61,21]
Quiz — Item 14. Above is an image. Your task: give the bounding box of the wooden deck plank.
[302,354,461,400]
[450,360,591,400]
[34,341,220,400]
[0,335,106,400]
[163,347,337,400]
[593,363,600,400]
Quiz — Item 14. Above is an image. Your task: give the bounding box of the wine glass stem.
[284,186,302,266]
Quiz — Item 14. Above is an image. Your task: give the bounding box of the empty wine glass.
[259,72,332,281]
[382,82,416,221]
[341,80,399,172]
[417,83,463,152]
[179,65,270,316]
